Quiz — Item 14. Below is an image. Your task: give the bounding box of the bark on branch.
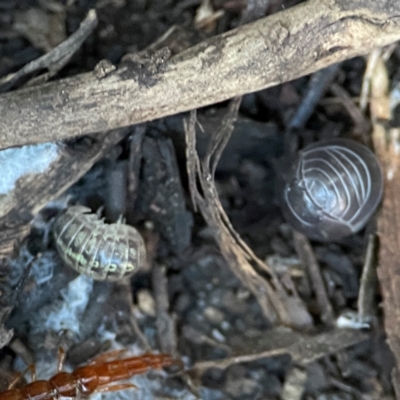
[1,0,400,149]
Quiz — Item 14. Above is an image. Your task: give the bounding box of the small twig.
[127,125,146,218]
[192,348,286,375]
[293,231,335,327]
[204,99,241,178]
[129,313,151,352]
[329,83,370,144]
[357,234,377,322]
[184,103,311,327]
[190,328,369,377]
[107,281,151,351]
[288,63,341,131]
[0,10,98,92]
[359,48,382,113]
[152,264,178,356]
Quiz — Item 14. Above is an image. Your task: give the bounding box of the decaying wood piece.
[0,129,129,256]
[376,128,400,398]
[1,0,400,150]
[370,51,400,397]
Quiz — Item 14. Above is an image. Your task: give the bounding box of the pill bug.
[281,139,383,241]
[53,206,146,281]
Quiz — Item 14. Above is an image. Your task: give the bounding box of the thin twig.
[329,83,370,144]
[152,264,178,356]
[357,234,377,322]
[190,328,369,376]
[184,104,311,327]
[288,64,340,130]
[293,231,335,327]
[127,125,146,221]
[0,10,98,92]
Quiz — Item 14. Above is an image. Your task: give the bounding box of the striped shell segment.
[53,206,146,281]
[282,139,383,241]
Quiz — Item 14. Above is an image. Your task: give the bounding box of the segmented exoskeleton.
[281,139,383,241]
[0,352,175,400]
[53,206,146,281]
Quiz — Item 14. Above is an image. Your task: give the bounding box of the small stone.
[203,306,225,324]
[137,289,156,317]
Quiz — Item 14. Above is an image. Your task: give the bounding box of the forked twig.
[184,101,310,327]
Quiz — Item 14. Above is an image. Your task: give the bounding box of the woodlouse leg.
[95,206,104,218]
[7,365,35,389]
[7,372,23,390]
[96,382,138,393]
[28,365,36,382]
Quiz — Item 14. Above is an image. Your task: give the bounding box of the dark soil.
[0,1,394,399]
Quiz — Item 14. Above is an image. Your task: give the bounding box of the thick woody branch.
[1,0,400,149]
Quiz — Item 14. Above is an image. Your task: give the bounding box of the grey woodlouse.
[281,139,383,241]
[53,206,146,281]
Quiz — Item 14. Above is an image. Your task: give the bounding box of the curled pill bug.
[281,139,383,241]
[53,206,146,281]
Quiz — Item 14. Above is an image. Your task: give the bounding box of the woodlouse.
[281,139,383,241]
[53,206,146,281]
